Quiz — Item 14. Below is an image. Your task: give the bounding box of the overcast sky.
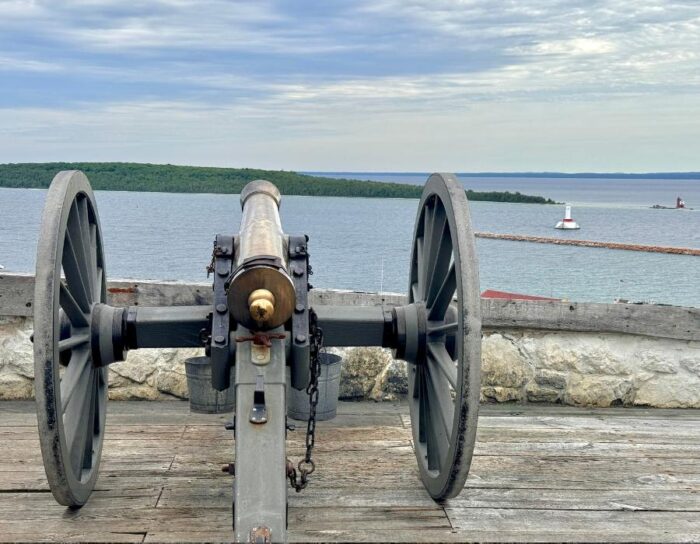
[1,0,698,172]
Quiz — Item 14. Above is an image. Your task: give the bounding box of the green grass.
[0,162,556,203]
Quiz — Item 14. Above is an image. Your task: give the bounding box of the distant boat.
[651,196,693,210]
[555,204,580,229]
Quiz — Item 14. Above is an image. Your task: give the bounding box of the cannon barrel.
[227,180,296,330]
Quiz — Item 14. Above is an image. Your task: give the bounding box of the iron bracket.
[288,235,310,390]
[211,234,235,391]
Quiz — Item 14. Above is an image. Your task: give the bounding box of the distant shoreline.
[0,162,557,204]
[306,171,700,181]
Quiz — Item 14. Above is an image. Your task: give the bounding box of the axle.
[88,301,453,368]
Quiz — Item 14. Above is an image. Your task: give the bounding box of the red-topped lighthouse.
[555,204,580,230]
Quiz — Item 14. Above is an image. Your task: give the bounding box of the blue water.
[1,176,698,307]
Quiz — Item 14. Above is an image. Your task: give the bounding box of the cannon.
[32,170,481,543]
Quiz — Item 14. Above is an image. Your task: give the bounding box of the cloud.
[0,0,698,170]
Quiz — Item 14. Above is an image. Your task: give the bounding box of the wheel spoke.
[60,349,91,413]
[76,197,94,298]
[428,321,458,335]
[65,366,95,476]
[421,202,434,297]
[415,237,425,302]
[81,372,98,471]
[66,202,93,304]
[411,282,420,304]
[425,369,452,458]
[417,367,428,444]
[62,228,92,312]
[428,262,456,321]
[426,237,452,309]
[94,267,103,303]
[424,205,450,303]
[58,332,90,352]
[427,342,458,390]
[90,225,100,301]
[59,282,89,328]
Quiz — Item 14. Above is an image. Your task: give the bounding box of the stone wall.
[3,315,699,407]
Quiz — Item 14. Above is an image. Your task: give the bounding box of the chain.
[287,307,323,492]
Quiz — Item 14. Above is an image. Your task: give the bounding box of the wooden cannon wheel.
[404,173,482,500]
[33,171,108,507]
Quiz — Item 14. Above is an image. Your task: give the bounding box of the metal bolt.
[295,334,306,344]
[214,335,225,344]
[216,303,227,314]
[295,303,304,313]
[292,266,303,277]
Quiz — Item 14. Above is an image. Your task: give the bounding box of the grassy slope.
[0,162,556,203]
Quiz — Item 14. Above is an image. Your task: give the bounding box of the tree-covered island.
[0,162,556,203]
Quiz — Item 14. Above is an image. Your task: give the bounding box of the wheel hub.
[392,303,427,365]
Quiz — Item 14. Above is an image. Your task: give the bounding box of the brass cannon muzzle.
[227,180,295,330]
[248,289,275,325]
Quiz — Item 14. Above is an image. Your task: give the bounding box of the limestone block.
[639,351,678,374]
[533,369,567,390]
[112,352,157,383]
[108,383,161,401]
[524,368,566,403]
[525,383,561,403]
[0,372,34,400]
[369,359,408,401]
[522,333,630,376]
[0,317,34,378]
[156,370,189,399]
[634,373,700,408]
[338,347,392,399]
[107,368,135,389]
[680,357,700,378]
[481,385,522,403]
[565,374,634,407]
[481,333,530,388]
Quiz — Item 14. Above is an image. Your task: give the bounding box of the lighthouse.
[555,204,580,230]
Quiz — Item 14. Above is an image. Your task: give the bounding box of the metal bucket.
[287,353,342,421]
[185,356,236,413]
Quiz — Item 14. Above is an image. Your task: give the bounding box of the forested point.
[0,162,556,203]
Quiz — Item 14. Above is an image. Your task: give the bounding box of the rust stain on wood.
[108,286,138,294]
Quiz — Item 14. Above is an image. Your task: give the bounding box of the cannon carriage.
[32,170,481,543]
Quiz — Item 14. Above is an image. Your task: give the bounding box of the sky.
[0,0,699,172]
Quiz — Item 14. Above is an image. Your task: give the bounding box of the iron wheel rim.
[406,173,481,500]
[33,170,108,507]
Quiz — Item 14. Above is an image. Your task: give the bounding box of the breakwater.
[476,232,700,256]
[1,273,699,407]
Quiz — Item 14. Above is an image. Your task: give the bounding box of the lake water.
[1,175,698,307]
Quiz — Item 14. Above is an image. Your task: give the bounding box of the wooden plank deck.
[1,401,699,542]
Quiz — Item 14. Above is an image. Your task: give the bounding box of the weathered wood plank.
[444,507,700,535]
[482,298,700,340]
[2,401,700,542]
[449,487,700,511]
